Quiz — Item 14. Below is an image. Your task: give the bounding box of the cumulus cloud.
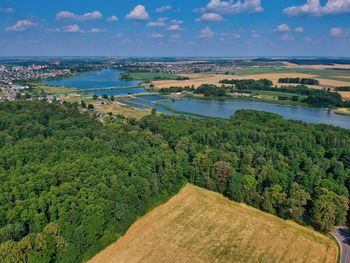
[167,24,181,31]
[200,0,263,14]
[196,12,223,22]
[107,15,119,23]
[149,33,164,38]
[147,17,167,27]
[90,28,106,33]
[283,0,350,16]
[56,10,103,21]
[155,5,172,13]
[126,5,150,20]
[6,20,37,32]
[294,26,304,32]
[330,27,345,37]
[63,24,82,33]
[166,20,183,31]
[274,23,290,32]
[0,8,14,14]
[198,26,214,38]
[281,33,294,41]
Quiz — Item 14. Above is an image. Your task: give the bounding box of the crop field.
[36,85,78,95]
[88,184,338,263]
[151,65,350,91]
[128,72,181,81]
[339,91,350,100]
[95,102,151,119]
[251,90,307,100]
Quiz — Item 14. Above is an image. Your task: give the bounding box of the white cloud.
[155,5,172,13]
[330,27,345,37]
[274,23,290,32]
[63,24,82,33]
[126,5,150,20]
[251,33,260,38]
[149,33,164,38]
[56,11,103,21]
[198,26,214,38]
[200,0,263,14]
[107,15,119,23]
[167,24,182,31]
[90,28,106,33]
[232,33,241,39]
[6,20,37,32]
[281,33,294,41]
[170,19,183,25]
[0,8,14,14]
[147,17,167,27]
[283,0,350,16]
[294,26,304,32]
[166,20,183,31]
[219,32,241,41]
[196,12,223,22]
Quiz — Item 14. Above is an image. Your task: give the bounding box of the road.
[332,227,350,263]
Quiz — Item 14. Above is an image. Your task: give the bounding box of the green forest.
[1,101,350,262]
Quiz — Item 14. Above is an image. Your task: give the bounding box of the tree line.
[278,78,320,86]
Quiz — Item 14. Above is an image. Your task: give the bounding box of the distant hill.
[89,184,338,263]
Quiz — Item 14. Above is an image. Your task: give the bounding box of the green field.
[251,90,307,99]
[127,72,182,81]
[36,85,79,95]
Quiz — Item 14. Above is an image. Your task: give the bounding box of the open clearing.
[88,184,338,263]
[95,102,151,119]
[339,92,350,100]
[152,72,350,90]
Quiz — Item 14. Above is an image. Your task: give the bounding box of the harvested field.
[152,72,350,89]
[89,184,338,263]
[339,92,350,100]
[283,61,350,70]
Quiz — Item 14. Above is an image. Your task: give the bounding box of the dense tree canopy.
[0,101,350,262]
[0,101,186,262]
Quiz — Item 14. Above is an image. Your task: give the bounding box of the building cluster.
[0,84,30,101]
[118,61,247,74]
[0,63,71,84]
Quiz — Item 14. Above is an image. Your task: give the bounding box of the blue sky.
[1,0,350,57]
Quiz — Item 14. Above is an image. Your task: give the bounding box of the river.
[45,69,146,95]
[46,70,350,129]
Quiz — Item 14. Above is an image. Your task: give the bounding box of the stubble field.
[89,184,338,263]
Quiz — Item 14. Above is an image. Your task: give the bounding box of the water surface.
[160,98,350,129]
[46,69,141,89]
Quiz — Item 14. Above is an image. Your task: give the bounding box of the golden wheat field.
[339,92,350,100]
[151,72,350,90]
[88,184,338,263]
